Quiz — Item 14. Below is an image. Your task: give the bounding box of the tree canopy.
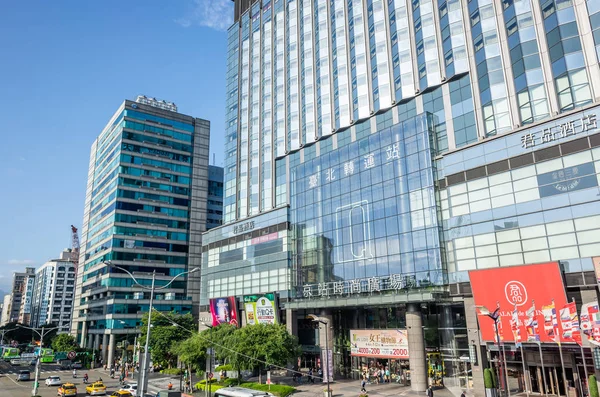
[51,333,79,352]
[140,311,196,368]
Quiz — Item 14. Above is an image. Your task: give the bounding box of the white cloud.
[175,0,234,32]
[7,259,34,266]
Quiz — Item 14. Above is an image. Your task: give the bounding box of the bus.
[2,347,20,362]
[34,347,55,363]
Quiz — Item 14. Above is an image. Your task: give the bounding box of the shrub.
[195,382,224,392]
[238,382,296,397]
[590,375,599,397]
[359,393,368,397]
[484,368,494,389]
[216,364,234,371]
[223,378,242,386]
[160,368,182,375]
[197,379,218,385]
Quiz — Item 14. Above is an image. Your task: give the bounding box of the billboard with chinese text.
[243,293,278,325]
[469,262,569,343]
[350,329,409,359]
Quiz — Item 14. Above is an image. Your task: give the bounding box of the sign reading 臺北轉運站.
[350,329,409,359]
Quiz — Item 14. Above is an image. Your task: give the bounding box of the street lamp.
[0,328,17,345]
[201,321,214,397]
[16,324,65,397]
[307,314,331,397]
[476,303,508,397]
[102,261,199,397]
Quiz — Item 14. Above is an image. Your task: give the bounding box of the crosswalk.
[1,368,73,375]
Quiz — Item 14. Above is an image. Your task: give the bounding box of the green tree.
[590,375,599,397]
[171,332,207,373]
[140,311,195,368]
[51,333,78,352]
[228,323,300,382]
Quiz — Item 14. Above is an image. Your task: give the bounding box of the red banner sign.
[469,262,568,343]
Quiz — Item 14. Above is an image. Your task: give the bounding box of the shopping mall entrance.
[490,345,592,397]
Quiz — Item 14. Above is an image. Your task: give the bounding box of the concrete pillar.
[285,309,297,336]
[406,303,427,392]
[107,334,116,368]
[102,334,108,366]
[93,334,100,351]
[465,297,486,397]
[80,321,88,349]
[87,332,94,350]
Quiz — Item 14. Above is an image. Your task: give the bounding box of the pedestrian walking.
[427,386,434,397]
[361,378,367,393]
[308,368,314,384]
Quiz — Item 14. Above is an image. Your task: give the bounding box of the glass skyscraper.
[204,0,600,395]
[72,96,210,367]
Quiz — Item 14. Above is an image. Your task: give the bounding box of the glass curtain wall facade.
[224,0,600,224]
[72,99,210,356]
[206,0,600,394]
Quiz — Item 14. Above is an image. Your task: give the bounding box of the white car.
[45,376,62,386]
[120,383,138,393]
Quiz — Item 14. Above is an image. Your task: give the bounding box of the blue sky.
[0,0,232,294]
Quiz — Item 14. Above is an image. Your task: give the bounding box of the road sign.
[67,351,76,360]
[208,372,214,379]
[11,340,18,347]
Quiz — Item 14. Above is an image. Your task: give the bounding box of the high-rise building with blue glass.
[204,0,600,395]
[72,96,210,367]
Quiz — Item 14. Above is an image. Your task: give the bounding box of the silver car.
[16,370,30,381]
[45,376,62,386]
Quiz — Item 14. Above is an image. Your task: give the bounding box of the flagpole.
[554,299,569,397]
[501,343,511,397]
[573,297,590,397]
[537,341,549,397]
[533,300,549,397]
[514,303,529,395]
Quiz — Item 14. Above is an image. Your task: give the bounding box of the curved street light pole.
[16,324,64,397]
[0,328,17,345]
[307,314,331,397]
[102,261,199,397]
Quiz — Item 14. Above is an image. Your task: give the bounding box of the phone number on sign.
[351,347,409,358]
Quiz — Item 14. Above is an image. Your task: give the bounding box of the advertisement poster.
[593,257,600,286]
[209,297,239,327]
[469,262,568,343]
[350,329,409,359]
[321,349,333,382]
[243,293,278,325]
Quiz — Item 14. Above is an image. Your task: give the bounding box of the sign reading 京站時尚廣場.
[350,329,409,359]
[243,293,278,325]
[520,113,597,149]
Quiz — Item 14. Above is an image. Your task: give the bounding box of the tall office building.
[206,165,225,229]
[203,0,600,395]
[72,96,210,367]
[0,295,11,327]
[2,268,36,325]
[17,272,36,325]
[30,249,76,330]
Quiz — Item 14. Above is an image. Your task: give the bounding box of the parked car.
[10,358,21,365]
[58,359,72,370]
[16,370,31,381]
[86,381,107,396]
[45,376,62,386]
[120,384,138,394]
[58,383,78,397]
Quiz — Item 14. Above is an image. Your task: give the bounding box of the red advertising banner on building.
[209,296,239,327]
[469,262,568,343]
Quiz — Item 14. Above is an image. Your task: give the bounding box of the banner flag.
[542,300,561,345]
[581,301,600,346]
[559,301,582,346]
[525,302,540,342]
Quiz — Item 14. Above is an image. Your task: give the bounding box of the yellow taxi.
[86,381,107,395]
[110,391,133,397]
[57,383,77,397]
